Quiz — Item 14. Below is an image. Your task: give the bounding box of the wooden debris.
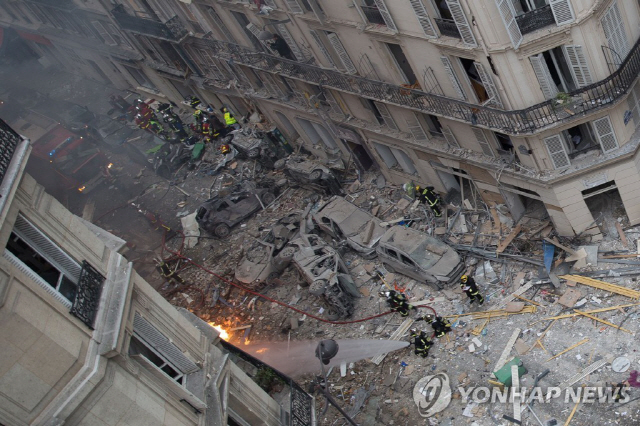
[559,275,640,299]
[545,338,589,362]
[564,397,581,426]
[558,288,582,307]
[527,221,550,237]
[492,328,521,378]
[557,358,607,392]
[566,248,587,262]
[528,319,557,354]
[542,303,640,320]
[544,237,576,255]
[616,222,629,246]
[497,224,522,254]
[511,365,522,422]
[505,301,525,312]
[573,309,633,334]
[489,207,501,234]
[493,282,533,310]
[540,225,553,237]
[599,254,640,259]
[513,294,540,306]
[446,305,536,320]
[370,318,414,365]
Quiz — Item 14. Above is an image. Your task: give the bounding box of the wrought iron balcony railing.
[515,5,555,35]
[0,119,22,186]
[186,34,640,135]
[434,18,461,39]
[219,340,314,426]
[360,5,386,26]
[111,5,188,42]
[70,261,105,329]
[25,0,76,11]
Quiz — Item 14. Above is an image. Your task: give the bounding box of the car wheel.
[214,223,231,238]
[309,169,323,182]
[261,192,276,205]
[267,272,280,283]
[274,159,286,170]
[248,148,260,158]
[309,280,327,296]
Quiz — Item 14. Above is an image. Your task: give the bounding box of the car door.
[397,251,426,282]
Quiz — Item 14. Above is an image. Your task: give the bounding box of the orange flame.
[208,322,230,341]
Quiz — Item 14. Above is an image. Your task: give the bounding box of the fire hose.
[160,229,438,325]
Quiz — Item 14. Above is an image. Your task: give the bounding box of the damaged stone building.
[0,119,309,425]
[2,0,640,237]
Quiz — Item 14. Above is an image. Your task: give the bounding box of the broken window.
[385,248,399,258]
[530,45,593,98]
[385,43,418,86]
[373,142,397,169]
[400,253,416,267]
[458,57,488,104]
[231,11,264,51]
[423,114,443,136]
[123,65,156,90]
[296,118,337,149]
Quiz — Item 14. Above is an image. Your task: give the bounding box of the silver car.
[312,196,385,258]
[376,226,464,289]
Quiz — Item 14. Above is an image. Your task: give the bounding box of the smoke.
[243,339,409,377]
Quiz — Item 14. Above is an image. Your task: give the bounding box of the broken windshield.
[411,239,449,269]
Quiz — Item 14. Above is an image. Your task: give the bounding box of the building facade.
[0,119,312,426]
[2,0,640,238]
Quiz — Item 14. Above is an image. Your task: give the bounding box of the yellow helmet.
[461,275,468,283]
[415,185,421,191]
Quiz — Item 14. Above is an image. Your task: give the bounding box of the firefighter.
[419,186,442,217]
[193,109,205,123]
[157,260,185,285]
[461,275,484,305]
[148,119,164,135]
[220,144,231,155]
[385,290,414,317]
[419,314,452,338]
[188,95,202,109]
[410,329,433,358]
[221,107,240,130]
[135,113,149,131]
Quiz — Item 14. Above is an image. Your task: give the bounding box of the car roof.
[380,226,435,254]
[316,197,359,224]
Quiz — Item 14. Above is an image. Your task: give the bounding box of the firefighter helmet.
[220,144,230,154]
[409,328,419,337]
[424,314,434,323]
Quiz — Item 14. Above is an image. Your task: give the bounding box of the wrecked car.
[235,213,301,285]
[377,226,464,289]
[291,233,360,319]
[312,196,386,258]
[224,128,280,167]
[274,155,342,195]
[196,188,277,238]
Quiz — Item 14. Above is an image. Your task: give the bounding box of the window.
[529,45,592,99]
[5,215,81,305]
[373,142,418,174]
[361,99,398,130]
[400,253,415,267]
[423,114,443,136]
[231,11,263,51]
[358,0,397,30]
[130,313,199,385]
[430,0,477,46]
[385,43,418,85]
[295,118,337,149]
[601,1,630,67]
[385,248,399,258]
[205,6,235,42]
[123,65,156,90]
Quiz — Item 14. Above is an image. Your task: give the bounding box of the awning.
[16,30,52,46]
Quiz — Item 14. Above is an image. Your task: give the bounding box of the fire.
[208,322,230,341]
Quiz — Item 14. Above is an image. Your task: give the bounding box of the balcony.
[186,34,640,136]
[515,5,555,35]
[0,119,23,186]
[111,5,188,42]
[434,18,461,39]
[70,261,105,329]
[360,5,386,26]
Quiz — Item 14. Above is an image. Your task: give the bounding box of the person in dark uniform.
[419,186,442,217]
[385,290,414,317]
[410,328,433,358]
[461,275,484,305]
[269,34,295,60]
[419,314,452,338]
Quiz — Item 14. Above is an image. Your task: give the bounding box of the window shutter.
[309,30,336,68]
[440,56,466,100]
[91,21,117,46]
[246,23,275,53]
[494,0,523,49]
[544,134,570,169]
[206,7,234,42]
[373,0,397,31]
[601,1,630,62]
[592,116,618,153]
[307,0,326,22]
[627,82,640,127]
[198,48,222,75]
[133,313,199,374]
[323,90,343,115]
[530,54,558,100]
[445,0,477,47]
[562,45,593,88]
[549,0,575,26]
[472,127,495,157]
[14,215,81,281]
[327,33,357,74]
[390,147,417,174]
[276,24,304,61]
[262,72,285,97]
[373,101,399,130]
[405,113,429,141]
[409,0,436,38]
[442,126,460,148]
[284,0,304,14]
[474,62,503,108]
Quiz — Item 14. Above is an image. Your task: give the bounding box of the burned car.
[196,188,277,238]
[274,155,342,195]
[290,233,360,319]
[377,226,464,289]
[235,213,301,285]
[312,196,386,258]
